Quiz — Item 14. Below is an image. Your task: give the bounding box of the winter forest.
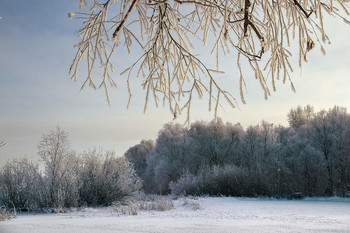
[1,105,350,211]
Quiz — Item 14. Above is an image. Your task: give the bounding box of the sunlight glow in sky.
[1,1,350,166]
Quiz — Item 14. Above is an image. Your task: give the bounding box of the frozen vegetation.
[1,106,350,232]
[1,196,350,233]
[131,106,350,198]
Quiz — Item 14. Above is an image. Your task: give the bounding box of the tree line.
[125,105,350,197]
[1,105,350,211]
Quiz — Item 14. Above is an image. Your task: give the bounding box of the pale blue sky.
[1,1,350,166]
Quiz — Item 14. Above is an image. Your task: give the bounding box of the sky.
[1,1,350,166]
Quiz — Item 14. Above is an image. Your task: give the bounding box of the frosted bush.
[170,165,249,196]
[78,150,142,206]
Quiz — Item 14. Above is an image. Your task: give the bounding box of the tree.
[37,126,79,208]
[287,105,314,129]
[242,125,262,168]
[70,0,350,124]
[188,118,243,166]
[124,139,155,179]
[259,120,277,158]
[302,106,350,195]
[145,123,191,193]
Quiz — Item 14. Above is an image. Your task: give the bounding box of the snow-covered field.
[1,197,350,233]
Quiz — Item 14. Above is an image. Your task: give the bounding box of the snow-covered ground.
[1,197,350,233]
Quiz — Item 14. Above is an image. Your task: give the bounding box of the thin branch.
[293,0,314,18]
[70,0,350,125]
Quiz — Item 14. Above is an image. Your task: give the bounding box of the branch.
[241,0,265,58]
[243,0,252,37]
[112,0,138,40]
[293,0,313,18]
[243,0,264,42]
[173,0,218,8]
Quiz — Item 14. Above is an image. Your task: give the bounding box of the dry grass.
[0,205,16,221]
[113,201,139,215]
[138,195,174,211]
[182,198,202,211]
[113,195,174,215]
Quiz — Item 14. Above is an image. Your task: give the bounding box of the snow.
[1,197,350,233]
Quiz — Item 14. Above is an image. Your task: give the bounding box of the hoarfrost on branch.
[70,0,350,125]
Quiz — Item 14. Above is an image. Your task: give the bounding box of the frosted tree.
[287,105,314,129]
[259,121,277,158]
[124,139,155,178]
[189,118,243,166]
[144,123,192,193]
[37,126,78,208]
[242,125,263,167]
[70,0,350,124]
[304,106,350,195]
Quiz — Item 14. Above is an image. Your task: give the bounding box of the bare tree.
[70,0,349,124]
[37,126,78,208]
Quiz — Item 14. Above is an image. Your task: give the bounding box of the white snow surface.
[1,197,350,233]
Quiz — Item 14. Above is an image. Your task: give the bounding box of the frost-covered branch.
[70,0,350,124]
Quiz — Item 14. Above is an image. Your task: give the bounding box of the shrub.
[170,165,249,196]
[0,203,16,221]
[0,159,43,210]
[78,150,142,206]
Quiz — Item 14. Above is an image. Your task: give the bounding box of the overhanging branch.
[112,0,138,40]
